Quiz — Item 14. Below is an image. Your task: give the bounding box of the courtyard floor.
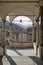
[0,47,43,65]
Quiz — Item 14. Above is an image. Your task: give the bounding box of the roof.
[12,29,32,33]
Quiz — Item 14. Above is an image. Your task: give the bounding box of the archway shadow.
[7,47,34,56]
[6,55,17,65]
[14,50,23,56]
[0,56,3,65]
[8,48,23,56]
[29,56,43,65]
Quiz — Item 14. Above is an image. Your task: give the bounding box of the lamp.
[20,19,22,23]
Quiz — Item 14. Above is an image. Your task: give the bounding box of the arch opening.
[5,16,33,48]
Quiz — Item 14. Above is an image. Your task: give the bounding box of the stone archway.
[0,2,39,55]
[5,7,36,56]
[5,15,33,48]
[6,7,35,21]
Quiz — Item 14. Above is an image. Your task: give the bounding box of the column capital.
[9,15,15,23]
[32,22,34,25]
[36,18,40,22]
[10,22,12,25]
[32,21,34,26]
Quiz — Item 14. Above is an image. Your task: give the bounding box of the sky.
[6,16,32,26]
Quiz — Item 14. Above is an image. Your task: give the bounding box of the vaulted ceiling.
[0,0,42,21]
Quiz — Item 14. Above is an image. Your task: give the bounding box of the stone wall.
[9,42,33,48]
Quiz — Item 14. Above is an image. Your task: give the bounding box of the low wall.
[8,42,33,48]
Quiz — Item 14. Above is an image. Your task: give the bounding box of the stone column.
[34,19,36,42]
[40,6,43,60]
[32,22,34,43]
[9,16,14,47]
[36,20,39,56]
[2,18,6,55]
[10,23,12,40]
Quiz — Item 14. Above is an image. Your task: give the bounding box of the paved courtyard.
[0,47,43,65]
[7,48,36,56]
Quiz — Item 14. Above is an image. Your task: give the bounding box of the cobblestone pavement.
[0,48,43,65]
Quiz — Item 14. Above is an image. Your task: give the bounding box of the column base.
[40,45,43,60]
[0,45,7,56]
[0,47,3,56]
[3,46,7,55]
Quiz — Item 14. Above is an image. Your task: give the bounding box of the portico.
[0,0,43,64]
